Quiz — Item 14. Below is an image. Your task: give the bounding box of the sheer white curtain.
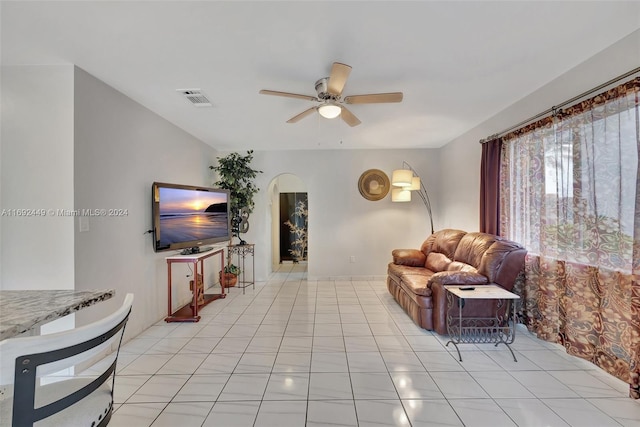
[500,78,640,399]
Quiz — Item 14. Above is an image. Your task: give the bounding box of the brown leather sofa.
[387,229,526,335]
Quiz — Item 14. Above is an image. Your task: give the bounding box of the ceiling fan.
[259,62,403,127]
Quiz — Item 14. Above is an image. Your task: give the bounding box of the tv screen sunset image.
[157,187,229,246]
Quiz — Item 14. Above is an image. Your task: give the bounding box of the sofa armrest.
[428,271,489,286]
[429,272,490,334]
[392,249,426,267]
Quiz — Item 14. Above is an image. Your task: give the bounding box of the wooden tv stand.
[165,247,226,322]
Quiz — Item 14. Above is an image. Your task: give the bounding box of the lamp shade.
[391,188,411,202]
[391,169,413,187]
[409,176,421,191]
[318,103,341,119]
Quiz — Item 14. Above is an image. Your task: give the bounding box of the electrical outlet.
[350,256,356,263]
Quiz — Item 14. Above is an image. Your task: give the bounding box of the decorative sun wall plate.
[358,169,390,201]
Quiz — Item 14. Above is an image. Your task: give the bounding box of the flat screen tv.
[152,182,231,253]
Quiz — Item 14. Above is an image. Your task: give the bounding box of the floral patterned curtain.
[500,78,640,399]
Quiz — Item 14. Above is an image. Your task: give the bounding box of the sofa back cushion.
[453,232,497,268]
[420,229,466,261]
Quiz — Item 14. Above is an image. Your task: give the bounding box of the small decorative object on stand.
[219,264,240,288]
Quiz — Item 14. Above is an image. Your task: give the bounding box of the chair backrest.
[0,293,134,427]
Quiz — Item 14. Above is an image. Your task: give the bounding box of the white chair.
[0,293,134,427]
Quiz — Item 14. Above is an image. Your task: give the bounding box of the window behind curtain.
[500,80,638,273]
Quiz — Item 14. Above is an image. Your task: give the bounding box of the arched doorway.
[268,174,308,271]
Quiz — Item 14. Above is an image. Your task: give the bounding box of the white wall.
[438,29,640,231]
[274,174,307,193]
[1,65,75,291]
[231,149,440,281]
[73,67,219,338]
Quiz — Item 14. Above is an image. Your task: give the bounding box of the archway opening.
[268,174,308,273]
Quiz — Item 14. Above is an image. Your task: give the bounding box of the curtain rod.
[479,66,640,144]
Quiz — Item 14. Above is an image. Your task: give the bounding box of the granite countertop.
[0,289,115,340]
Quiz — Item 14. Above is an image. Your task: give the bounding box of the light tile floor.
[106,263,639,426]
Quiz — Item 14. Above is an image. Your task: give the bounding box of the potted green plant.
[210,150,262,245]
[219,264,241,288]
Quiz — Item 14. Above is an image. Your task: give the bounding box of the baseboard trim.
[307,275,387,282]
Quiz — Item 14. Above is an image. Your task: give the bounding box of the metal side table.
[444,284,520,362]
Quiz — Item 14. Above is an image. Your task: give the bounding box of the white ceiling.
[2,1,639,151]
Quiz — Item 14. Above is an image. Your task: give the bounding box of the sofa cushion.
[447,261,478,273]
[387,262,433,279]
[453,232,497,268]
[402,270,489,298]
[400,273,434,297]
[391,249,426,267]
[425,252,452,272]
[427,271,489,286]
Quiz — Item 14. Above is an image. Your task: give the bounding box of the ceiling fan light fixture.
[318,102,342,119]
[259,62,403,127]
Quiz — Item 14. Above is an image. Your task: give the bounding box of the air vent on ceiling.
[176,88,212,107]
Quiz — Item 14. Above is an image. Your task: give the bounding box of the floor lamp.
[391,161,435,234]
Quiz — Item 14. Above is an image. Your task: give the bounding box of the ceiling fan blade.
[340,106,361,127]
[327,62,352,96]
[344,92,403,104]
[286,107,317,123]
[259,89,318,102]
